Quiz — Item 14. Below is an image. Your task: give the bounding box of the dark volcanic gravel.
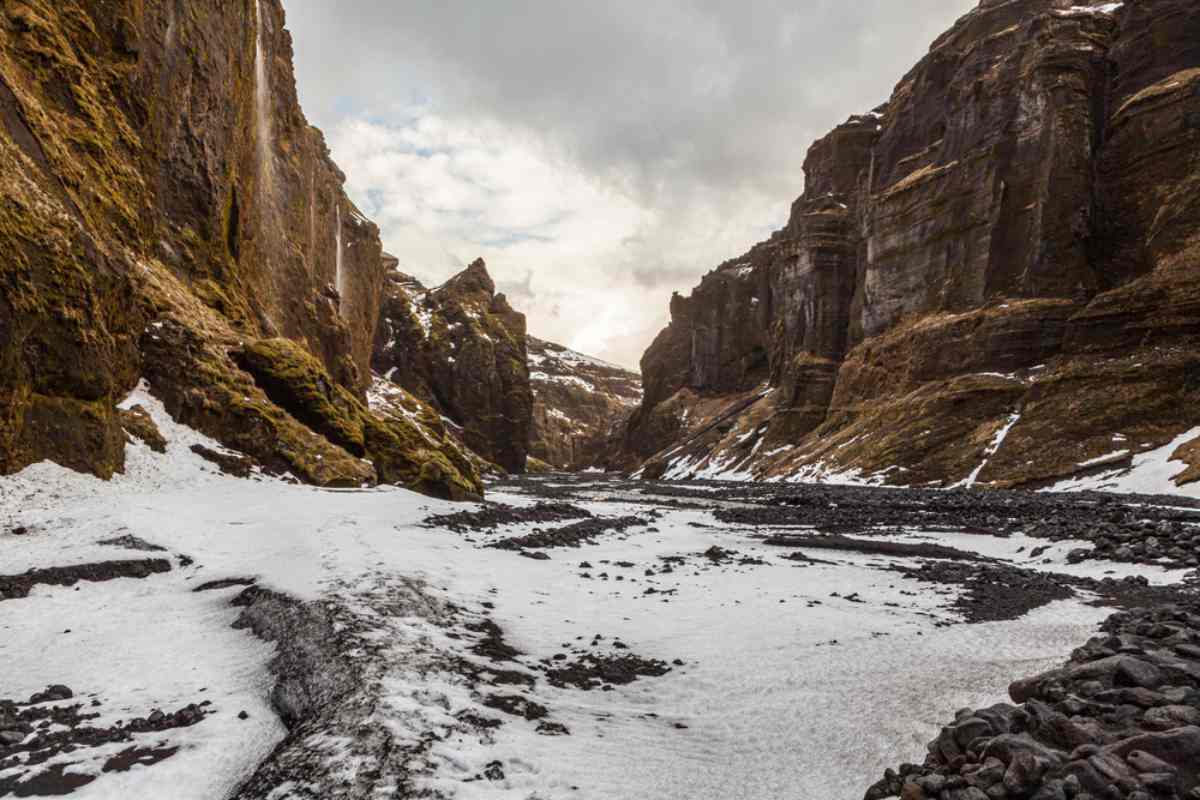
[489,516,645,551]
[890,561,1076,623]
[425,501,593,533]
[762,533,994,563]
[494,474,1200,575]
[544,654,673,690]
[0,559,173,601]
[708,485,1200,571]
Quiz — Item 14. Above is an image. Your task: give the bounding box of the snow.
[530,371,596,393]
[1047,427,1200,499]
[1,574,283,798]
[414,301,435,338]
[1057,2,1123,16]
[1076,449,1131,468]
[956,410,1022,489]
[534,343,630,374]
[1,388,1192,798]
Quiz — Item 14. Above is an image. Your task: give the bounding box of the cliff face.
[0,0,481,498]
[372,258,533,474]
[527,337,642,471]
[623,0,1200,490]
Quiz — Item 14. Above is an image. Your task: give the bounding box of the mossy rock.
[119,405,167,453]
[236,338,482,499]
[525,456,555,474]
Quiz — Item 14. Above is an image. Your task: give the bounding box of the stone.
[1004,751,1051,797]
[618,0,1200,492]
[0,730,25,746]
[119,406,168,453]
[372,259,532,474]
[1114,658,1165,690]
[0,0,496,503]
[525,337,642,471]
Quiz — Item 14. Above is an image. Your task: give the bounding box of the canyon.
[3,1,1200,799]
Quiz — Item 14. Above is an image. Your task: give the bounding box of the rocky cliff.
[0,0,482,499]
[527,337,642,471]
[622,0,1200,491]
[372,258,532,474]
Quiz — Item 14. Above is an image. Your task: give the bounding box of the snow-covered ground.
[1,388,1194,799]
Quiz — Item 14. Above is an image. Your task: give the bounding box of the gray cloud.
[283,0,978,368]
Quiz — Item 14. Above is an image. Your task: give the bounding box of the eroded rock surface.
[373,258,532,474]
[0,0,479,499]
[622,0,1200,490]
[527,337,642,471]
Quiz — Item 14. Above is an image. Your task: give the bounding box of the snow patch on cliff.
[1047,427,1200,499]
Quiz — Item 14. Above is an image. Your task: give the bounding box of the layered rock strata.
[526,337,641,471]
[622,0,1200,490]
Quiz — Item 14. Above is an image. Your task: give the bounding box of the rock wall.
[527,337,642,471]
[372,258,533,474]
[623,0,1200,490]
[0,0,480,498]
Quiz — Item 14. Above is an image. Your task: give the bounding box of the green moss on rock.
[237,338,482,499]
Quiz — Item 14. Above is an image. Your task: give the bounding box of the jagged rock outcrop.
[0,0,480,498]
[527,337,641,471]
[372,258,532,474]
[622,0,1200,490]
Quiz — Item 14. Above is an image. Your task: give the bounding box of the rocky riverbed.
[2,406,1199,799]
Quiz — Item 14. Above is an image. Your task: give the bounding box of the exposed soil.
[193,577,258,593]
[544,654,673,691]
[96,534,168,552]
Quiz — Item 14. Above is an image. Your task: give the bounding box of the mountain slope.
[620,0,1200,492]
[527,337,642,470]
[372,258,533,474]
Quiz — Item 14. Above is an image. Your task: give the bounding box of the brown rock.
[621,0,1200,488]
[372,258,532,474]
[0,0,477,499]
[119,405,168,453]
[526,337,641,471]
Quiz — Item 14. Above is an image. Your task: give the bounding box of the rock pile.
[865,604,1200,800]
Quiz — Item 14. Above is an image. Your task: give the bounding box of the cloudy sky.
[284,0,977,369]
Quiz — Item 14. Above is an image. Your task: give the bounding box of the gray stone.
[0,730,25,746]
[1004,751,1050,797]
[1114,658,1164,690]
